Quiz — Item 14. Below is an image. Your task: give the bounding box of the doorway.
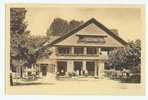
[86,61,95,76]
[57,61,67,76]
[40,64,48,76]
[74,61,82,75]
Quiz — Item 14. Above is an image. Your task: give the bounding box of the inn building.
[34,18,127,78]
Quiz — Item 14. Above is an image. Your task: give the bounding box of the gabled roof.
[49,18,127,46]
[37,18,127,52]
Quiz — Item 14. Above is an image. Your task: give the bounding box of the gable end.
[50,18,127,46]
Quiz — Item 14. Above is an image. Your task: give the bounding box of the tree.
[10,8,30,73]
[19,35,50,68]
[108,47,127,70]
[125,40,141,68]
[10,8,50,80]
[48,18,69,36]
[46,18,83,36]
[68,20,83,31]
[108,39,141,71]
[10,8,55,84]
[25,36,50,66]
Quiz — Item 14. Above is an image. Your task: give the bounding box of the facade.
[35,18,127,78]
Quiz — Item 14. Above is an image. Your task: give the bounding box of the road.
[6,75,145,95]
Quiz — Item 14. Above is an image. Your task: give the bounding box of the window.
[87,47,97,54]
[101,47,113,55]
[101,47,109,51]
[74,47,84,55]
[79,36,106,43]
[57,47,71,54]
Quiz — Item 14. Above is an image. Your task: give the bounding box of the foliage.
[10,8,30,71]
[26,36,51,61]
[46,18,83,36]
[27,36,48,49]
[21,36,49,68]
[48,18,68,36]
[69,20,84,31]
[108,39,141,71]
[10,8,48,72]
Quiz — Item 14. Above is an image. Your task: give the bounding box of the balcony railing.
[55,52,108,60]
[56,53,100,57]
[56,51,108,56]
[56,54,108,60]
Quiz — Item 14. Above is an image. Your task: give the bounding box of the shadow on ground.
[13,82,54,86]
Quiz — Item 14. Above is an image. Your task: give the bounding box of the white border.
[0,0,148,100]
[3,0,148,4]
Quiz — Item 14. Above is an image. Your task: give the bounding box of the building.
[35,18,127,78]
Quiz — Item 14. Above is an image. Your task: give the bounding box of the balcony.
[56,52,108,60]
[55,47,108,60]
[57,53,98,57]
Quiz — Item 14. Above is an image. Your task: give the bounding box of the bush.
[121,73,140,83]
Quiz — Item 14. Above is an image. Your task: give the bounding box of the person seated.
[85,70,88,77]
[76,70,79,76]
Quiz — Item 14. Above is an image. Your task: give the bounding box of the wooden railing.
[56,53,100,57]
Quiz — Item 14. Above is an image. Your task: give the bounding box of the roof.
[49,18,127,46]
[35,36,60,51]
[38,18,127,52]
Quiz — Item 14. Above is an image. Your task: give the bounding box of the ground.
[6,74,145,95]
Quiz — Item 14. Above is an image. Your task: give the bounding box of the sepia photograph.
[5,4,145,95]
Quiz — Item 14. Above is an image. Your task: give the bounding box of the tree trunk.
[20,66,23,78]
[10,73,13,86]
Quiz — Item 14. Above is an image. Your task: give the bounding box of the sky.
[25,5,144,41]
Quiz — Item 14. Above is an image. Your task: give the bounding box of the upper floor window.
[78,36,106,43]
[57,47,71,54]
[74,47,84,54]
[87,47,97,54]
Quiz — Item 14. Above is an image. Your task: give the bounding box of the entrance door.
[57,61,67,76]
[86,61,95,76]
[74,61,82,75]
[40,64,48,76]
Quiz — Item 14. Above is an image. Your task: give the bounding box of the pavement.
[6,74,145,95]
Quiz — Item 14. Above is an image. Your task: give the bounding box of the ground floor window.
[57,61,67,76]
[56,60,100,77]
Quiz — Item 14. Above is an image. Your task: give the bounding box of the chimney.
[110,29,119,36]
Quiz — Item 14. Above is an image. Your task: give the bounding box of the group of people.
[75,70,88,76]
[57,69,89,77]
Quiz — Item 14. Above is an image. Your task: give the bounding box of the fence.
[104,69,140,83]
